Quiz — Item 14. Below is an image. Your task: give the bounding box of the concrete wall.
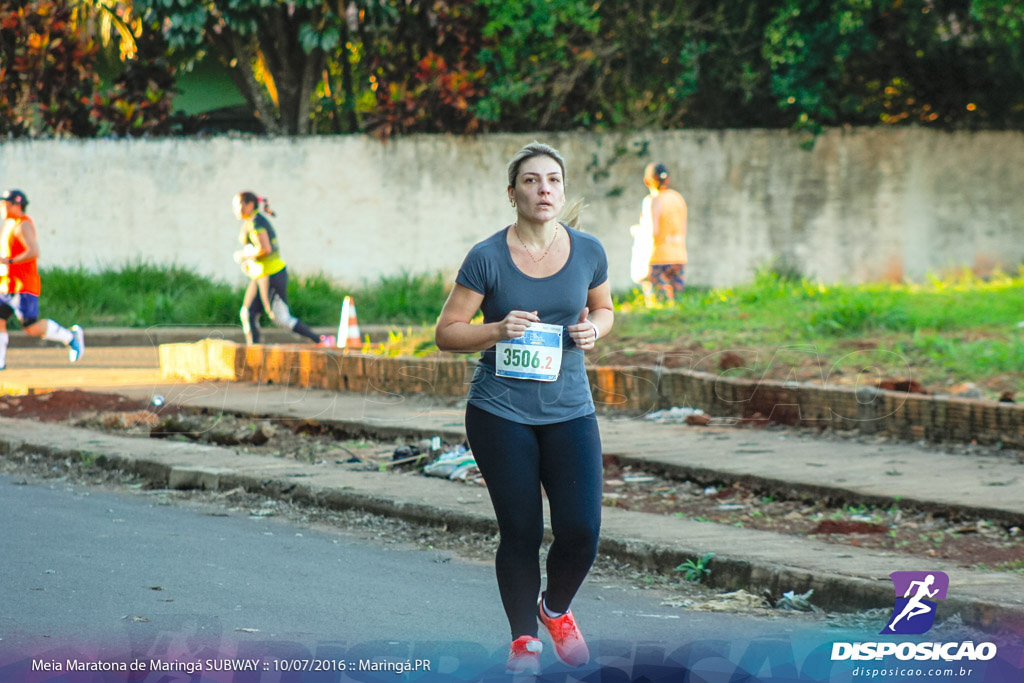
[1,129,1022,290]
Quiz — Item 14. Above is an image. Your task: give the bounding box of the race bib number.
[495,322,562,382]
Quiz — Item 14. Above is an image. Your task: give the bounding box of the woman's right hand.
[497,310,540,341]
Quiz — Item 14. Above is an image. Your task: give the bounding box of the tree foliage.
[583,1,785,129]
[5,0,1024,137]
[358,0,489,136]
[762,0,1024,133]
[1,1,98,136]
[970,0,1024,120]
[0,0,174,137]
[472,0,599,130]
[124,0,335,135]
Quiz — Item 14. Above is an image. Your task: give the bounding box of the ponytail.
[653,163,670,189]
[237,191,276,217]
[259,196,276,217]
[561,198,585,230]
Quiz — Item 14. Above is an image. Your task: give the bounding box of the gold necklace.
[513,222,559,263]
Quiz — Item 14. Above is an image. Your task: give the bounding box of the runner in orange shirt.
[641,163,688,304]
[0,190,84,369]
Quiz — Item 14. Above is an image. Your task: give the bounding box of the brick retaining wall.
[161,339,1024,448]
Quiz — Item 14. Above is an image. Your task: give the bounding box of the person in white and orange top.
[0,189,83,370]
[641,163,688,304]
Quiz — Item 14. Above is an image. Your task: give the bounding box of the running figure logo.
[881,571,949,635]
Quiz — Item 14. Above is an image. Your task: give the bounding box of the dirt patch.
[596,340,1020,400]
[602,458,1024,571]
[0,390,185,423]
[812,520,888,535]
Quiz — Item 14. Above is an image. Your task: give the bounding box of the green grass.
[41,263,239,327]
[36,262,449,328]
[674,552,715,583]
[343,270,450,325]
[610,267,1024,393]
[282,270,448,327]
[613,267,1023,344]
[31,262,1023,394]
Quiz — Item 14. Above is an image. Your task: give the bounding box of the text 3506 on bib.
[495,322,562,382]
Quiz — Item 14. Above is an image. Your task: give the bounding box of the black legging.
[465,403,603,639]
[245,269,318,344]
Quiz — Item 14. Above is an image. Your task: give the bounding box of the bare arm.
[254,230,273,257]
[435,284,541,353]
[566,280,614,351]
[233,228,273,262]
[235,227,272,313]
[649,194,663,239]
[9,218,40,263]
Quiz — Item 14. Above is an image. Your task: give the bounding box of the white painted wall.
[1,129,1021,290]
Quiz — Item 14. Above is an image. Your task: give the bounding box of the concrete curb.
[612,454,1024,528]
[193,406,1024,529]
[2,417,1023,632]
[93,381,1024,535]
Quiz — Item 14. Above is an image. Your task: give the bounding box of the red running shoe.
[506,636,543,674]
[538,599,590,666]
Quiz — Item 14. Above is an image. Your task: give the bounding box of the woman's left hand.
[568,307,599,351]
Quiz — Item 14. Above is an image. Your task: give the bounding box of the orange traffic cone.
[337,296,362,350]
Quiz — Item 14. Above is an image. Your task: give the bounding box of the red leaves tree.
[0,1,97,136]
[0,0,173,137]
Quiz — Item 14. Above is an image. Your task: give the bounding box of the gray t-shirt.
[456,225,609,425]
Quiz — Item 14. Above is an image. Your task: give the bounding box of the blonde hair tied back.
[507,141,584,230]
[561,198,584,230]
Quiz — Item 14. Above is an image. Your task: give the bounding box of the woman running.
[435,142,613,674]
[232,192,331,346]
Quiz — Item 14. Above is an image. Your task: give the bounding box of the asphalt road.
[0,472,848,680]
[0,342,885,680]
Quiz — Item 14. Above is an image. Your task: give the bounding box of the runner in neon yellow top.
[232,192,330,346]
[240,210,286,279]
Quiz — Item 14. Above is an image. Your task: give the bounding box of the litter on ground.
[644,407,706,423]
[424,445,478,481]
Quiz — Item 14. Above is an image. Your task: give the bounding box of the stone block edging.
[159,339,1024,448]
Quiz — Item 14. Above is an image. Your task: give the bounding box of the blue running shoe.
[69,325,85,362]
